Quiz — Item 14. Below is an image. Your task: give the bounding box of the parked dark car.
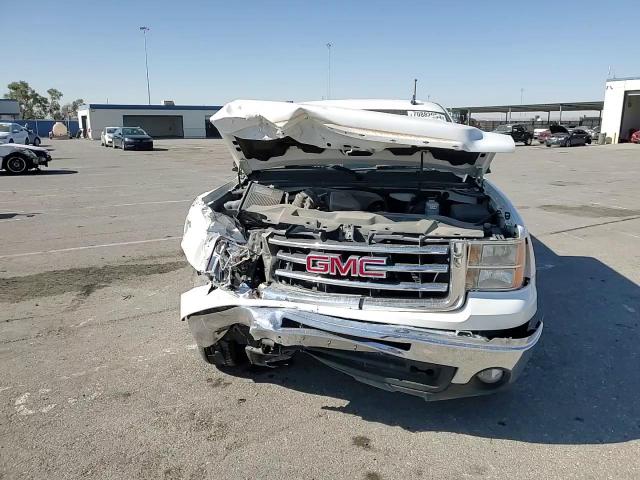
[545,125,591,147]
[24,128,42,146]
[492,124,533,145]
[112,127,154,151]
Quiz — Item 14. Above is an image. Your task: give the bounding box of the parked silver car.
[101,127,118,147]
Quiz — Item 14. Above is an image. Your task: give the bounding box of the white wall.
[78,107,220,140]
[601,78,640,143]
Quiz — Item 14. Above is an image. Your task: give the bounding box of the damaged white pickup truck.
[181,99,542,400]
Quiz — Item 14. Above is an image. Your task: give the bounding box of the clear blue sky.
[2,0,637,108]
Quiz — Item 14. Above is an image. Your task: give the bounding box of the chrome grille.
[268,235,454,300]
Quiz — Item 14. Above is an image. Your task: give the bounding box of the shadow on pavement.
[225,237,640,445]
[31,169,79,175]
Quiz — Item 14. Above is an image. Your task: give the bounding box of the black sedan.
[112,127,154,151]
[545,125,591,147]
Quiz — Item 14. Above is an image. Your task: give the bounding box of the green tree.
[61,99,85,119]
[47,88,64,120]
[4,81,50,118]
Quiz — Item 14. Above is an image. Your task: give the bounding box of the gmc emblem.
[305,254,386,278]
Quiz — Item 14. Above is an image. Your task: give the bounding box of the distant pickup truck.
[492,124,533,145]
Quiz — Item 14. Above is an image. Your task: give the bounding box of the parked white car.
[101,127,118,146]
[180,99,542,401]
[0,122,30,145]
[0,143,51,174]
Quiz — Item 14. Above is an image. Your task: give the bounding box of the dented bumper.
[181,285,542,400]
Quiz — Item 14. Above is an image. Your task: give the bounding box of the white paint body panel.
[211,99,515,176]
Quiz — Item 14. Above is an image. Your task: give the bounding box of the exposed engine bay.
[183,168,519,292]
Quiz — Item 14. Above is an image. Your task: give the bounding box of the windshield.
[0,124,10,133]
[106,128,117,133]
[493,125,511,133]
[122,128,146,136]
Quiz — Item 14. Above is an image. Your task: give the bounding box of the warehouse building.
[76,103,222,140]
[600,77,640,144]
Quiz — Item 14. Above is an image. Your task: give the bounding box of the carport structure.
[451,101,604,125]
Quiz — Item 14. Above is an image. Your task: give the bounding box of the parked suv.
[180,100,542,401]
[492,124,533,145]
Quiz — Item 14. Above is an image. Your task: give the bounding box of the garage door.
[123,115,184,138]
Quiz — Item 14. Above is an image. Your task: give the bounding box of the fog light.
[477,368,505,384]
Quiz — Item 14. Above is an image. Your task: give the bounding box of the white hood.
[211,99,515,177]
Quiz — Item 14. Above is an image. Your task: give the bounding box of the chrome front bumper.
[185,302,542,400]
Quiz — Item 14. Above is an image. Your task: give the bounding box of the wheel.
[8,138,14,143]
[586,138,592,145]
[565,140,571,147]
[33,137,40,146]
[4,155,30,174]
[199,327,250,369]
[546,143,551,147]
[24,137,30,145]
[525,137,532,146]
[199,340,248,368]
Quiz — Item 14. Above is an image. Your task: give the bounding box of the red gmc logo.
[305,254,386,278]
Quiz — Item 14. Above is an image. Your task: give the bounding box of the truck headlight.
[466,240,526,291]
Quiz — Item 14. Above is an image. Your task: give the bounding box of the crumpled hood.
[211,100,515,178]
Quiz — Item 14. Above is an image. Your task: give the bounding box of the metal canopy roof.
[451,101,603,113]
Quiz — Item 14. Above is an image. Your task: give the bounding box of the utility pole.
[520,88,524,119]
[140,26,151,105]
[326,42,332,100]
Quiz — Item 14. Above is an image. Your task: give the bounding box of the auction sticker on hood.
[407,110,448,121]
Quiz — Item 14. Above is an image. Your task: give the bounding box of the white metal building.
[76,104,222,140]
[601,77,640,143]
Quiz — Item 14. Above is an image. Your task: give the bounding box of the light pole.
[140,26,151,105]
[326,42,332,100]
[520,88,524,119]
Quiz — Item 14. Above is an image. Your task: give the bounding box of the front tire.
[199,341,247,368]
[4,155,30,174]
[33,137,40,146]
[525,137,532,146]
